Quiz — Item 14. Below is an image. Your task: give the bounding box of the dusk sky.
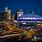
[0,0,42,16]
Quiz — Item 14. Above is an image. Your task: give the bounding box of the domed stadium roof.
[18,13,42,18]
[17,13,42,22]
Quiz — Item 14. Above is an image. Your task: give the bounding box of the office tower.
[4,7,13,21]
[17,9,24,17]
[0,7,13,23]
[14,9,24,20]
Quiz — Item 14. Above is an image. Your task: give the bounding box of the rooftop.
[18,13,42,18]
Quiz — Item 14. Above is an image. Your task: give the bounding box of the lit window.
[9,17,11,19]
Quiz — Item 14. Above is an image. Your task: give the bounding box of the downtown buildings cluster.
[0,7,42,24]
[0,7,42,41]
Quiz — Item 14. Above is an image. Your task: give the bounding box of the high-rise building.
[0,12,7,22]
[17,9,24,17]
[4,7,13,21]
[17,12,42,24]
[14,9,24,20]
[0,7,13,23]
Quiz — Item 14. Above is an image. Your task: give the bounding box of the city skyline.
[0,0,42,16]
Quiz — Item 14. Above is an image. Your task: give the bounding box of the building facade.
[17,12,42,24]
[0,7,13,23]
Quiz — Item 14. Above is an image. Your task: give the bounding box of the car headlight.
[34,36,37,39]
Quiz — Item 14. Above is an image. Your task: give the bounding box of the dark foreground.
[0,37,42,42]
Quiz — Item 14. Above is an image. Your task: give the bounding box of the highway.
[0,34,20,38]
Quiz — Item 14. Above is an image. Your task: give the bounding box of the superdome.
[18,14,42,18]
[17,13,42,23]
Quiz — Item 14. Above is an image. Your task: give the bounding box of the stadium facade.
[17,12,42,24]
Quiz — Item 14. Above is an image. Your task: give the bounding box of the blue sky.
[0,0,42,16]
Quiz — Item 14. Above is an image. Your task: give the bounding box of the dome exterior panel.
[17,13,42,22]
[18,14,42,18]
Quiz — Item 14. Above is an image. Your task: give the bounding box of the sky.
[0,0,42,16]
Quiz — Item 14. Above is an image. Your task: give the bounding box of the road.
[0,34,20,38]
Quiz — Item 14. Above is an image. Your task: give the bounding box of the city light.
[22,23,26,24]
[0,7,42,42]
[18,17,42,20]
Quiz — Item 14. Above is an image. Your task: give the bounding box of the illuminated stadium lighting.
[23,17,25,19]
[33,18,35,19]
[25,18,28,19]
[30,18,32,19]
[18,17,42,20]
[28,17,30,19]
[28,17,34,19]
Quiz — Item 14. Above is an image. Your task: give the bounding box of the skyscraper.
[0,7,13,23]
[17,9,24,17]
[4,7,13,21]
[14,9,24,20]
